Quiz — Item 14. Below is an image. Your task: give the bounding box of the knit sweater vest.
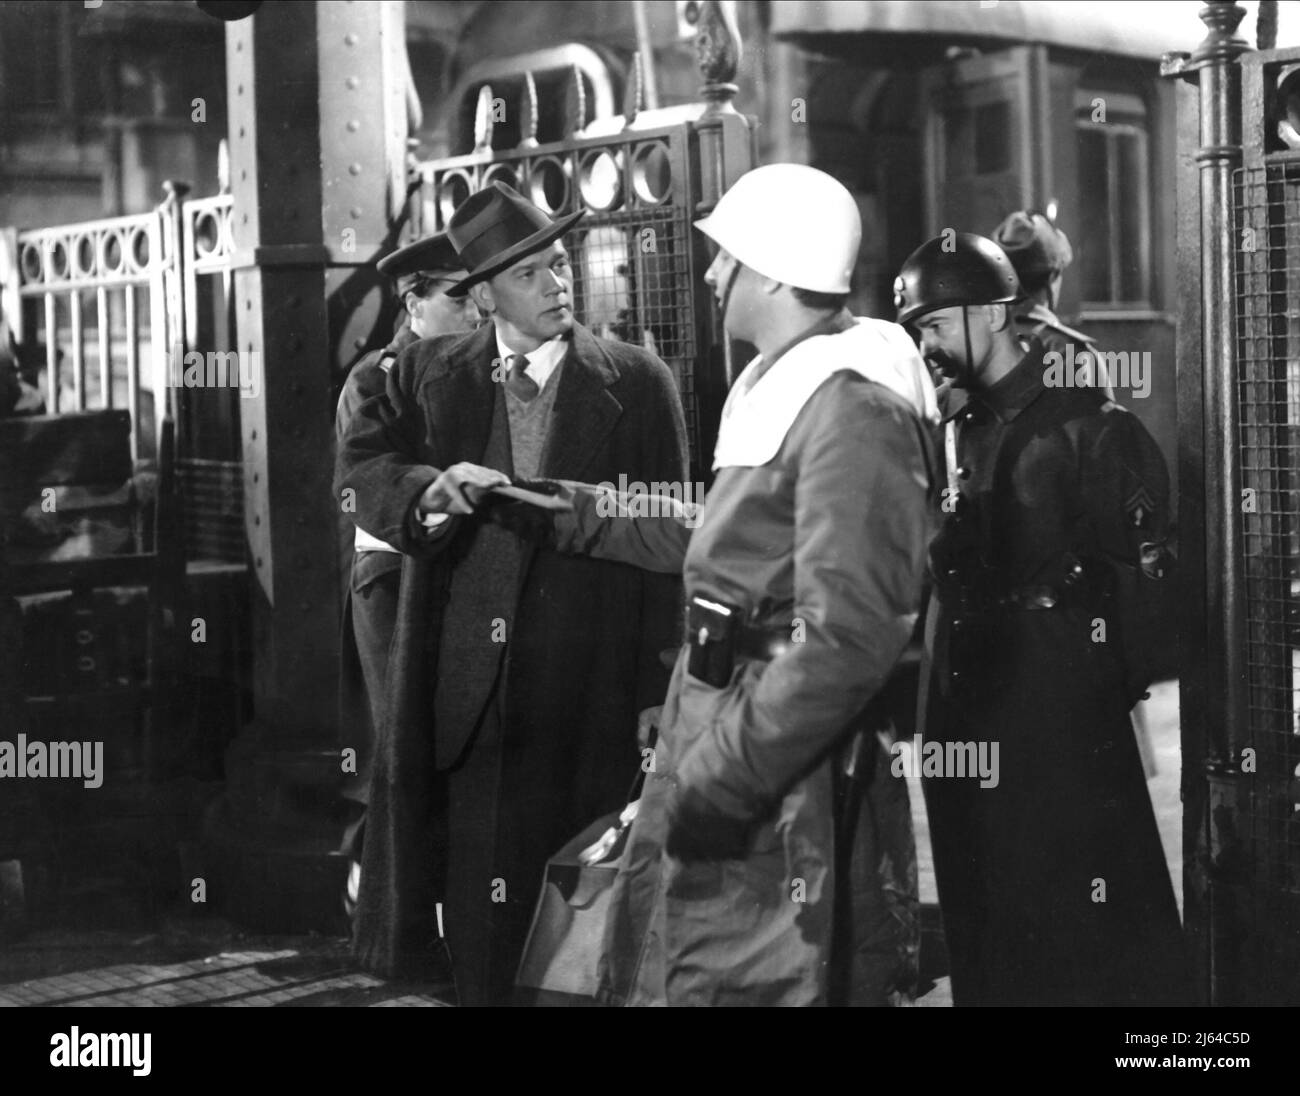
[505,361,563,480]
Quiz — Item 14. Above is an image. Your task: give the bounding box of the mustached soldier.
[893,232,1186,1006]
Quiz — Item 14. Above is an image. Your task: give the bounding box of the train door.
[918,45,1049,239]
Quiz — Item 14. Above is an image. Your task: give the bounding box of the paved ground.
[906,680,1183,912]
[1,684,1182,1007]
[0,920,451,1007]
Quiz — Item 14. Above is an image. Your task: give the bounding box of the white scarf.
[712,317,940,471]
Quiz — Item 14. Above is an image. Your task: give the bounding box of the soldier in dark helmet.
[893,231,1187,1007]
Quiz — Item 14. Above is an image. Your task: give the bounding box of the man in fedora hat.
[335,232,479,917]
[336,183,687,1005]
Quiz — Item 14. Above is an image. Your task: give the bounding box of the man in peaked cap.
[893,232,1186,1006]
[336,183,687,1005]
[335,232,478,918]
[992,209,1114,398]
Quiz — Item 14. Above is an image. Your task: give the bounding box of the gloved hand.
[482,500,555,543]
[479,478,562,543]
[664,783,751,862]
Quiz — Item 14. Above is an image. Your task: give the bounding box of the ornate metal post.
[691,0,753,419]
[1162,0,1251,1005]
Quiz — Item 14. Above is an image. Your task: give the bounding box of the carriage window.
[1075,87,1151,309]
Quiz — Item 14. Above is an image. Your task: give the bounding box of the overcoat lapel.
[542,324,623,481]
[422,324,501,470]
[509,324,624,590]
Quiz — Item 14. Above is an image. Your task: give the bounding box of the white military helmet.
[694,164,861,295]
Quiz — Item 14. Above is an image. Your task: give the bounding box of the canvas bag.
[514,802,638,1001]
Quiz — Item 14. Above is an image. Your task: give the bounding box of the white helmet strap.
[718,258,744,327]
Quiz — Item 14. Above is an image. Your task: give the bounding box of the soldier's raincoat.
[554,311,939,1005]
[919,338,1187,1006]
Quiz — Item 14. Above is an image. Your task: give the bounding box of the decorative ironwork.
[7,188,241,562]
[695,0,741,114]
[1189,0,1250,67]
[14,210,167,462]
[563,63,587,140]
[418,122,732,472]
[411,6,755,476]
[623,49,644,128]
[520,71,540,149]
[473,83,496,154]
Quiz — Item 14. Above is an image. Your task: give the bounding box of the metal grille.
[419,127,710,469]
[1233,164,1300,919]
[176,457,245,563]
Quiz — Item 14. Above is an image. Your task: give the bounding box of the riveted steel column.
[203,0,408,932]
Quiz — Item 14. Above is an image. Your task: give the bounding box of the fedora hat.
[444,183,585,298]
[376,231,462,279]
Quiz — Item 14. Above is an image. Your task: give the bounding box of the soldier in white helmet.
[538,164,941,1005]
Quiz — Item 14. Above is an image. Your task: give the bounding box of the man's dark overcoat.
[336,324,418,825]
[335,321,686,1002]
[918,339,1187,1006]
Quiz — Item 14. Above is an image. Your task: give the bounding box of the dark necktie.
[505,353,539,403]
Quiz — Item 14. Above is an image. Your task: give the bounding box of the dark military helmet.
[992,210,1073,292]
[893,232,1021,325]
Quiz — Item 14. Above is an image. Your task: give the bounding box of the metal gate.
[1167,1,1300,1004]
[0,186,243,563]
[408,61,753,477]
[1231,46,1300,1003]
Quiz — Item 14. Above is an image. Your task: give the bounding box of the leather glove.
[480,478,562,544]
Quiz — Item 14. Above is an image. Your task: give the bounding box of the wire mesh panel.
[1233,163,1300,931]
[417,122,725,475]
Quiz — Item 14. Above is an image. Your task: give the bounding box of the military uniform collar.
[378,320,420,372]
[1019,301,1095,347]
[968,337,1049,423]
[387,321,418,355]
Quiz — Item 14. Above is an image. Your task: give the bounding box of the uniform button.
[957,466,971,479]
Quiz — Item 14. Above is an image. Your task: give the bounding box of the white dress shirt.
[496,330,567,394]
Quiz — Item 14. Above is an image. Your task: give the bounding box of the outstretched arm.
[550,480,696,574]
